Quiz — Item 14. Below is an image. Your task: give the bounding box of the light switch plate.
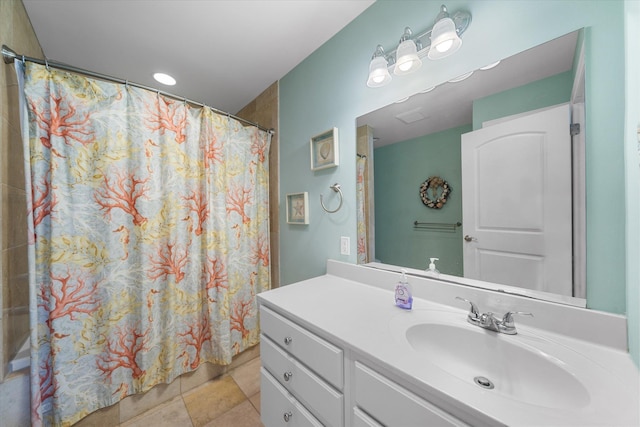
[340,236,350,255]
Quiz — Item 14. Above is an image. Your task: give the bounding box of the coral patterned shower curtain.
[356,155,368,264]
[18,62,271,426]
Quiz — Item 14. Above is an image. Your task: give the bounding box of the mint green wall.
[624,0,639,366]
[374,125,469,273]
[472,71,573,130]
[279,1,631,337]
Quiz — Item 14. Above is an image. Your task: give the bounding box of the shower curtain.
[356,155,368,264]
[17,62,271,426]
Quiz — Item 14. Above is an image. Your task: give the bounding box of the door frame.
[570,39,587,299]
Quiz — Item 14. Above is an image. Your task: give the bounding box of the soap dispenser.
[394,269,413,310]
[425,258,440,278]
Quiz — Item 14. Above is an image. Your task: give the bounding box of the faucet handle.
[455,297,480,318]
[480,311,500,328]
[501,311,533,327]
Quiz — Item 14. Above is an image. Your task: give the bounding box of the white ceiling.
[22,0,375,114]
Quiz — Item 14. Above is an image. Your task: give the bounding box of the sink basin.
[405,321,591,409]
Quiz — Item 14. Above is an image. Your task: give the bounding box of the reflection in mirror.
[356,30,586,306]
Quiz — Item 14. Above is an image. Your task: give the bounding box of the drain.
[474,376,495,389]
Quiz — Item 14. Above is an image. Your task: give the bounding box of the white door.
[461,104,572,295]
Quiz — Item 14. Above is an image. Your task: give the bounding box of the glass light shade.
[367,56,392,87]
[394,39,422,75]
[428,17,462,60]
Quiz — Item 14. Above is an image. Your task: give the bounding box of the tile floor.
[118,358,263,427]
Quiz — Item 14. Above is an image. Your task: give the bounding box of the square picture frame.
[310,127,339,171]
[286,192,309,225]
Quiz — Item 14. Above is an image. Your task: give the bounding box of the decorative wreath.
[419,176,451,209]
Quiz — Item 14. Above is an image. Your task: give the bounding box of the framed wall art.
[286,192,309,225]
[310,127,339,171]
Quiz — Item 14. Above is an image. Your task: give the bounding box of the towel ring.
[320,183,343,213]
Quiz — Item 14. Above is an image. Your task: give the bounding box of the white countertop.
[258,261,640,427]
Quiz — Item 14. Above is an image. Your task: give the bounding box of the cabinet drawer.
[262,334,344,427]
[261,368,323,427]
[353,407,383,427]
[260,305,343,389]
[354,362,467,427]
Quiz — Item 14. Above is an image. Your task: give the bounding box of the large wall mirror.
[356,30,586,307]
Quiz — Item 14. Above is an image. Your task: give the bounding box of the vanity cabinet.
[353,361,468,427]
[261,368,323,426]
[258,261,640,427]
[260,306,344,426]
[352,407,383,427]
[259,304,467,427]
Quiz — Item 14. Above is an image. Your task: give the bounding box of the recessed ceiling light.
[153,72,176,86]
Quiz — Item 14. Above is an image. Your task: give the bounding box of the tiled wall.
[236,82,280,288]
[0,0,43,381]
[0,0,41,424]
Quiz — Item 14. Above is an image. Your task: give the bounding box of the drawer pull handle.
[284,411,293,422]
[284,336,293,345]
[283,371,293,381]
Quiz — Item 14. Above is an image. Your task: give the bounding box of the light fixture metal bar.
[1,44,272,134]
[379,8,471,68]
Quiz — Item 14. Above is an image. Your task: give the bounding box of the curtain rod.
[2,45,273,134]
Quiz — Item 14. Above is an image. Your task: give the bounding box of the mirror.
[356,30,586,307]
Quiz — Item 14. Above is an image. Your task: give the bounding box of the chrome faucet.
[455,297,533,335]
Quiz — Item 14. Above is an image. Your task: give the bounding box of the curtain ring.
[21,55,25,65]
[44,57,50,71]
[320,183,343,214]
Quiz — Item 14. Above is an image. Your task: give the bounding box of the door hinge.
[570,123,581,136]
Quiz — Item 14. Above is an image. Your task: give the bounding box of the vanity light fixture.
[427,5,463,60]
[394,27,422,75]
[366,45,392,87]
[366,4,471,88]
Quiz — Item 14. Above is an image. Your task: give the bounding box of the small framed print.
[310,127,339,171]
[286,192,309,225]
